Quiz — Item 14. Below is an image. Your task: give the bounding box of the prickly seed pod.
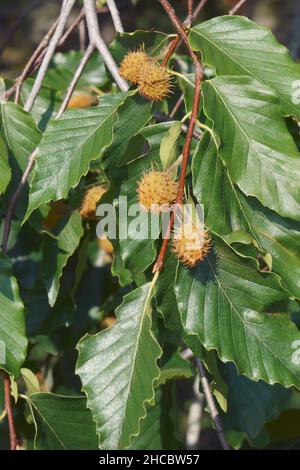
[172,221,211,267]
[67,92,98,109]
[137,169,178,213]
[138,63,172,101]
[79,185,107,219]
[119,49,150,83]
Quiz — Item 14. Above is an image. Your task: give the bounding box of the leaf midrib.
[206,255,299,385]
[191,28,296,114]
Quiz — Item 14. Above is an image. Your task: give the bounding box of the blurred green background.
[0,0,299,79]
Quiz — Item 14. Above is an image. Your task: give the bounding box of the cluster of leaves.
[1,14,300,450]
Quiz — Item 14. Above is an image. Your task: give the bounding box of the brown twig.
[2,149,37,253]
[162,35,181,67]
[7,8,86,104]
[229,0,248,15]
[56,43,95,119]
[84,0,128,91]
[153,0,203,273]
[79,18,86,52]
[162,0,207,67]
[2,41,96,252]
[193,0,209,20]
[195,358,230,450]
[170,94,184,117]
[13,19,59,104]
[24,0,76,112]
[188,0,194,17]
[1,371,17,450]
[58,7,85,46]
[162,0,207,117]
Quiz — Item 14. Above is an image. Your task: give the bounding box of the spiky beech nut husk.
[43,200,69,230]
[67,92,98,109]
[172,222,211,267]
[119,50,150,83]
[137,169,178,213]
[138,63,172,101]
[79,185,107,219]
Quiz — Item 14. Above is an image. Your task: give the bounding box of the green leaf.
[223,363,290,440]
[76,280,162,450]
[104,94,152,167]
[160,121,181,170]
[175,235,300,388]
[0,135,11,195]
[0,252,27,377]
[189,15,300,119]
[20,368,40,395]
[42,211,83,306]
[25,92,131,221]
[128,384,183,450]
[20,79,62,131]
[43,51,108,91]
[159,346,194,385]
[0,101,42,171]
[111,30,169,64]
[192,132,300,299]
[110,123,173,284]
[202,76,300,221]
[26,393,98,450]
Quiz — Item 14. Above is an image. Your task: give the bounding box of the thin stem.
[153,0,203,273]
[24,0,76,112]
[13,19,59,104]
[1,371,17,450]
[162,35,181,67]
[229,0,248,15]
[58,7,85,46]
[195,358,230,450]
[162,0,207,116]
[170,94,184,117]
[162,0,207,67]
[79,18,86,52]
[4,8,86,103]
[84,0,128,92]
[2,150,37,253]
[2,41,96,252]
[192,0,209,20]
[188,0,194,16]
[107,0,124,33]
[56,43,95,119]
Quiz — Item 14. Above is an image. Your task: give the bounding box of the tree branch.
[2,149,37,253]
[56,43,95,119]
[1,371,17,450]
[4,8,86,103]
[162,0,207,67]
[229,0,248,15]
[24,0,76,112]
[153,0,203,273]
[84,0,128,91]
[107,0,124,33]
[2,41,97,252]
[195,358,230,450]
